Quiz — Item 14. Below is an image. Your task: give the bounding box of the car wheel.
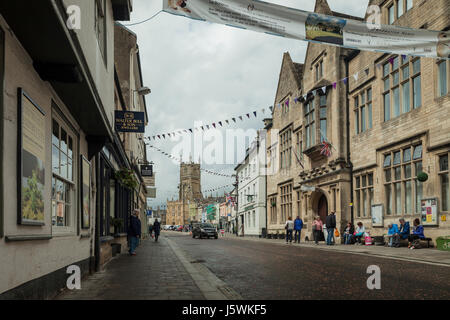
[192,233,196,238]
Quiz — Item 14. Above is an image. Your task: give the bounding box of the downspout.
[94,154,101,272]
[344,50,359,226]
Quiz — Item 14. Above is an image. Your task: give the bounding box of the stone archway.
[310,189,329,224]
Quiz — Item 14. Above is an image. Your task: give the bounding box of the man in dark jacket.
[294,216,303,243]
[153,219,161,242]
[128,210,141,256]
[325,211,336,245]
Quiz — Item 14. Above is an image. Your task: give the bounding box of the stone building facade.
[266,0,362,241]
[348,0,450,239]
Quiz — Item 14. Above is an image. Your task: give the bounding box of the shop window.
[383,144,423,216]
[52,118,76,229]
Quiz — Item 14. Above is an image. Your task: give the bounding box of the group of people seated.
[342,218,426,249]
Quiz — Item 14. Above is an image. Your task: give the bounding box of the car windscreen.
[201,224,215,228]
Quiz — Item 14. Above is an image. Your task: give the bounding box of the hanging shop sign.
[115,110,145,133]
[421,198,438,226]
[371,204,384,227]
[141,164,153,177]
[80,156,91,229]
[147,188,157,199]
[144,173,156,187]
[17,89,46,226]
[163,0,450,59]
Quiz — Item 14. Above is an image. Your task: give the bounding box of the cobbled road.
[166,232,450,300]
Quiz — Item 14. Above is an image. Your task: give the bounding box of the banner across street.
[163,0,450,59]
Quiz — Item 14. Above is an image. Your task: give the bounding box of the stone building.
[167,161,203,226]
[266,0,362,241]
[0,0,139,299]
[348,0,450,239]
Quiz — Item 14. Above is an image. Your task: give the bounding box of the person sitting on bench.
[398,218,410,241]
[387,223,400,247]
[408,218,425,249]
[354,222,365,245]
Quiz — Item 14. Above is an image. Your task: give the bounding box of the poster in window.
[371,204,384,227]
[17,89,46,225]
[421,198,438,226]
[81,156,91,229]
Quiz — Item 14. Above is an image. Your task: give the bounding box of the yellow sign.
[442,215,447,222]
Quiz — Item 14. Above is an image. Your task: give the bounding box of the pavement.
[55,231,450,300]
[218,232,450,267]
[56,235,232,300]
[171,232,450,299]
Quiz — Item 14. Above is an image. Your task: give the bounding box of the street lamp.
[135,87,151,96]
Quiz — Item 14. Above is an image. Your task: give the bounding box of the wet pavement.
[169,232,450,300]
[55,232,450,300]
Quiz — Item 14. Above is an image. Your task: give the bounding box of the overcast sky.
[125,0,369,209]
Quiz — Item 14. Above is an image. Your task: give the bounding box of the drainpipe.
[94,154,101,272]
[344,50,359,226]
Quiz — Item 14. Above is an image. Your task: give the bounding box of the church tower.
[179,161,202,202]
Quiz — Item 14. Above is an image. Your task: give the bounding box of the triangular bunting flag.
[225,120,229,125]
[219,121,222,127]
[321,86,327,94]
[343,78,348,85]
[213,123,216,128]
[253,111,257,117]
[246,114,250,119]
[239,116,243,121]
[353,72,359,81]
[189,129,193,133]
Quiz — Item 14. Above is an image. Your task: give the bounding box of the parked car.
[177,225,184,232]
[192,223,218,239]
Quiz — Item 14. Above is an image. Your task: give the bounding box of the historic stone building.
[167,161,203,226]
[348,0,450,239]
[266,0,361,241]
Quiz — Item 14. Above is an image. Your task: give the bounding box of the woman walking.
[285,216,294,244]
[312,216,323,245]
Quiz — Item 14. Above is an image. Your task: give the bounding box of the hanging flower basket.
[115,168,139,190]
[417,172,428,182]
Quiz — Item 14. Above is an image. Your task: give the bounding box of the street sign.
[115,110,145,133]
[141,165,153,177]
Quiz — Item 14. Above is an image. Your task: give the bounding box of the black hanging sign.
[141,165,153,177]
[115,111,145,133]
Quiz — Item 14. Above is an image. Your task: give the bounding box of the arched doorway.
[318,194,328,223]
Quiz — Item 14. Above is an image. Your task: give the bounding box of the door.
[318,194,328,223]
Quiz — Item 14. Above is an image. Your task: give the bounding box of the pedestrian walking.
[153,218,161,242]
[148,223,153,239]
[294,216,303,243]
[285,216,294,244]
[128,209,141,256]
[312,216,323,245]
[325,211,336,245]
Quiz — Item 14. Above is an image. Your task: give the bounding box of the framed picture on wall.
[80,155,91,229]
[17,88,46,225]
